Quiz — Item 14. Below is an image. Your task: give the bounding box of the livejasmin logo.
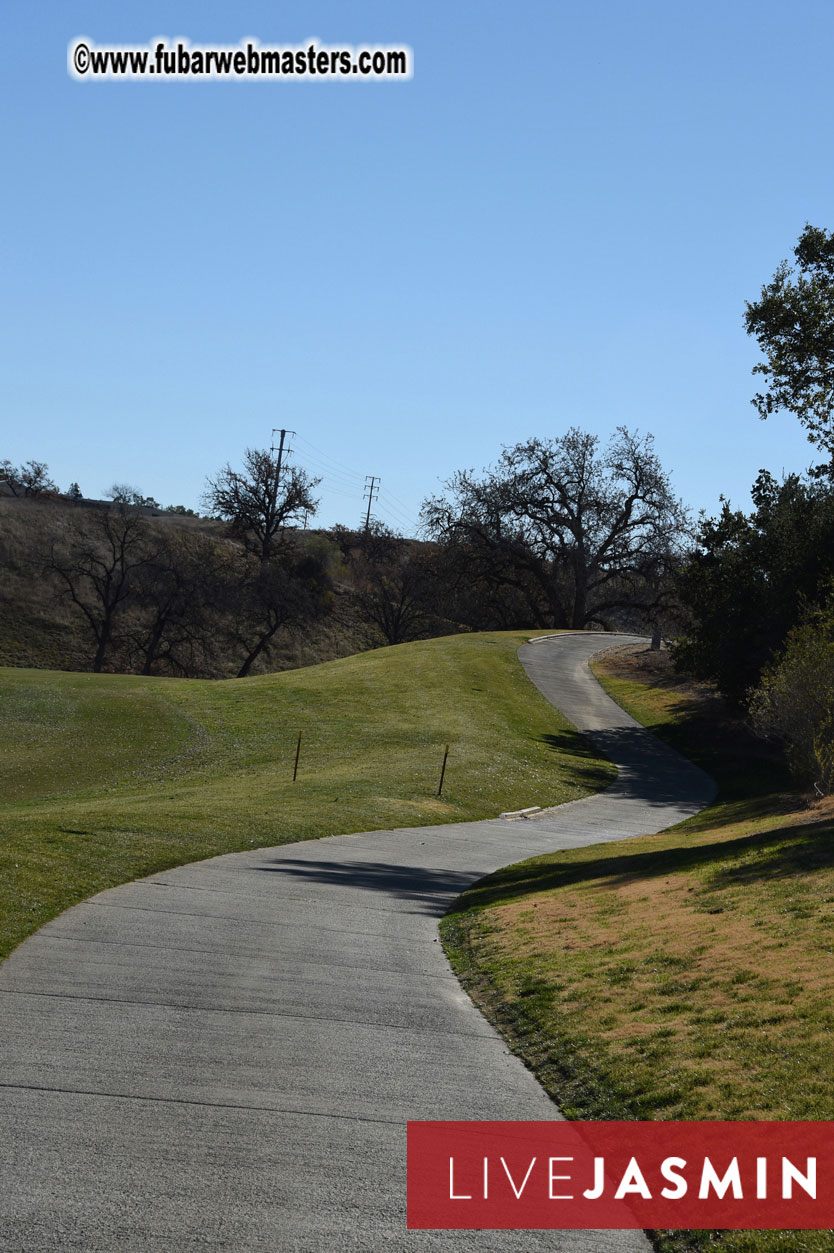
[407,1121,834,1230]
[448,1152,815,1202]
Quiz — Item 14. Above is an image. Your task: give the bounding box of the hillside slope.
[0,631,614,961]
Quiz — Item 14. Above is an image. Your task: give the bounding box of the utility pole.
[262,428,295,562]
[270,427,295,513]
[271,428,295,486]
[363,475,380,533]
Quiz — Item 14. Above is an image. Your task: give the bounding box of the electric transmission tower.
[363,475,380,532]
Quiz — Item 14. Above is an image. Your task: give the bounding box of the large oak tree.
[422,427,688,631]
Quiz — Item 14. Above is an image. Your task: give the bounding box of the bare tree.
[346,524,443,646]
[225,545,333,677]
[48,506,153,671]
[422,427,689,630]
[127,531,221,676]
[106,483,162,509]
[203,447,320,565]
[1,459,57,497]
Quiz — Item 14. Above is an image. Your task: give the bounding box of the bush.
[749,595,834,792]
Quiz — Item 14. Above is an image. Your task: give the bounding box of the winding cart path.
[0,633,714,1251]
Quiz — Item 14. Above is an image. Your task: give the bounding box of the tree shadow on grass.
[536,729,616,790]
[445,813,834,915]
[538,729,609,762]
[253,857,478,916]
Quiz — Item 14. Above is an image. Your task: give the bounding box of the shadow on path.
[255,857,476,916]
[585,725,713,809]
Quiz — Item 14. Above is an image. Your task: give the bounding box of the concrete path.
[0,634,714,1252]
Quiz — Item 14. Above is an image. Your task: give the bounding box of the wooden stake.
[293,730,302,782]
[437,744,450,797]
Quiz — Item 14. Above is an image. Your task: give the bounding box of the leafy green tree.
[674,471,834,701]
[745,224,834,461]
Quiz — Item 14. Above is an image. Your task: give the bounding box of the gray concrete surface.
[0,633,715,1252]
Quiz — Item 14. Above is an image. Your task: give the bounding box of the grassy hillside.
[442,643,829,1253]
[0,496,373,675]
[0,631,614,963]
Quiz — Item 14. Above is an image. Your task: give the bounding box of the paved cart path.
[0,634,714,1252]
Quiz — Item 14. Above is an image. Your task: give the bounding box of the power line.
[318,484,366,501]
[379,487,419,522]
[378,490,417,522]
[300,461,367,494]
[376,495,419,535]
[289,434,421,535]
[293,443,361,481]
[293,435,366,484]
[383,485,420,516]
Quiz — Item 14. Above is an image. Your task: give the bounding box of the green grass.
[441,645,832,1253]
[0,630,614,963]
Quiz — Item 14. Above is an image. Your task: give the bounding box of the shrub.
[749,595,834,792]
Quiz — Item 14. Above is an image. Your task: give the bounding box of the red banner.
[407,1121,834,1229]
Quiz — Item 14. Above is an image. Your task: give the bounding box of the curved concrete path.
[0,634,714,1252]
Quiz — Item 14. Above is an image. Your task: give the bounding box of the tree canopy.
[673,470,834,702]
[0,459,57,497]
[422,427,689,631]
[203,447,320,564]
[745,224,834,460]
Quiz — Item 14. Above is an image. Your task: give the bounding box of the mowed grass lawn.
[0,631,613,963]
[442,644,834,1253]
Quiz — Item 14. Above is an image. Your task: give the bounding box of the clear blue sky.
[2,0,831,533]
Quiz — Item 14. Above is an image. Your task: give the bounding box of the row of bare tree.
[46,506,335,677]
[4,427,690,676]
